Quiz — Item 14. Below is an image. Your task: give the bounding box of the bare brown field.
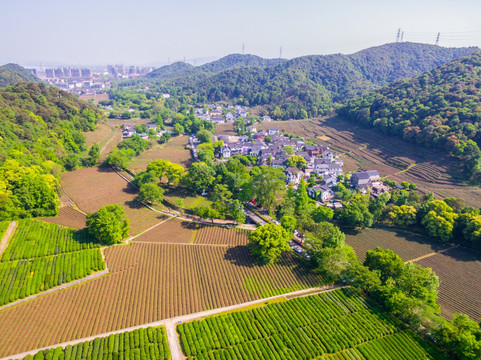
[415,247,481,320]
[130,135,192,173]
[78,93,109,104]
[133,218,197,243]
[257,117,481,207]
[344,227,449,262]
[214,123,237,136]
[0,242,320,357]
[85,122,112,148]
[41,206,87,229]
[61,167,165,235]
[195,226,250,246]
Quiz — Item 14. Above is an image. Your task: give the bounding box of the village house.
[285,167,304,185]
[351,170,381,191]
[308,184,333,202]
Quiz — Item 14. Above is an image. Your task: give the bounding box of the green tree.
[86,204,130,244]
[138,183,164,204]
[229,200,246,224]
[282,145,295,155]
[183,162,216,193]
[364,247,404,283]
[107,149,130,169]
[286,155,307,169]
[311,206,334,223]
[387,205,417,227]
[196,129,213,143]
[173,123,184,135]
[249,166,286,211]
[85,144,100,166]
[248,224,291,264]
[281,215,297,232]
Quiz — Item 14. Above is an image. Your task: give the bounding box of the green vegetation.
[339,51,481,182]
[177,287,448,359]
[0,63,39,88]
[0,220,104,306]
[87,204,130,244]
[22,326,170,360]
[0,82,103,218]
[139,43,477,120]
[248,224,291,263]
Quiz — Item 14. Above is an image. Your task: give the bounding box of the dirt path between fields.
[0,221,17,257]
[408,244,459,264]
[1,285,348,360]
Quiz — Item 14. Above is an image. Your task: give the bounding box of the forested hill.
[0,82,103,218]
[338,51,481,182]
[147,54,285,81]
[0,63,39,87]
[142,43,478,120]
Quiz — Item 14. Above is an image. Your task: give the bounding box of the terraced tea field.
[0,225,320,358]
[178,288,448,360]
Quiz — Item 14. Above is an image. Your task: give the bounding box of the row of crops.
[178,288,448,359]
[1,220,100,261]
[0,249,104,306]
[0,220,105,306]
[22,326,170,360]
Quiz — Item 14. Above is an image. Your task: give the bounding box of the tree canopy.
[86,204,130,244]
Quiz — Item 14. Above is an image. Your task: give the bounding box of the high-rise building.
[80,68,92,78]
[70,68,81,78]
[45,69,54,78]
[27,69,37,76]
[107,65,117,77]
[54,68,63,78]
[63,68,71,77]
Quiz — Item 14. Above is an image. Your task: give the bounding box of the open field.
[41,206,87,229]
[344,227,449,262]
[22,326,170,360]
[0,235,320,357]
[257,117,481,207]
[416,247,481,320]
[78,93,109,104]
[130,135,192,173]
[178,287,447,360]
[133,218,198,244]
[195,226,249,246]
[0,220,104,307]
[163,185,212,210]
[61,167,166,235]
[214,123,237,136]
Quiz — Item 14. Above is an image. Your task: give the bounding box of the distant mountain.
[338,51,481,181]
[141,43,479,120]
[0,63,39,87]
[147,54,285,81]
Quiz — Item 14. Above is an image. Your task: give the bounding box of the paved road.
[1,285,346,360]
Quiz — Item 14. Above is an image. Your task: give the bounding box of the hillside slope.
[0,63,39,87]
[0,82,103,218]
[338,51,481,181]
[144,43,478,119]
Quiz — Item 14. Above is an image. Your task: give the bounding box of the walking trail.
[407,244,459,264]
[0,221,16,256]
[1,284,347,360]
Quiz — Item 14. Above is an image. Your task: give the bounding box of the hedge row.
[22,326,170,360]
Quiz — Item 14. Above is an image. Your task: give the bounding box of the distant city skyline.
[1,0,481,67]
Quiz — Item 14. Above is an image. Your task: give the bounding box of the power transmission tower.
[396,28,401,42]
[435,32,440,46]
[279,46,283,58]
[242,43,245,54]
[401,32,404,42]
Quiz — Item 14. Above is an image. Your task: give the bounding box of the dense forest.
[0,63,39,88]
[0,82,103,218]
[339,51,481,182]
[133,43,478,120]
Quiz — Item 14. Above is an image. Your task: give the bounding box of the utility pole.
[435,32,440,46]
[279,46,283,59]
[400,32,404,42]
[396,28,401,42]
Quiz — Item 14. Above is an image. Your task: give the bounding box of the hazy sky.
[1,0,481,67]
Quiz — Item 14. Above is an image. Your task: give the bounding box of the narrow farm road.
[408,244,459,264]
[1,285,348,360]
[165,320,183,360]
[0,221,16,256]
